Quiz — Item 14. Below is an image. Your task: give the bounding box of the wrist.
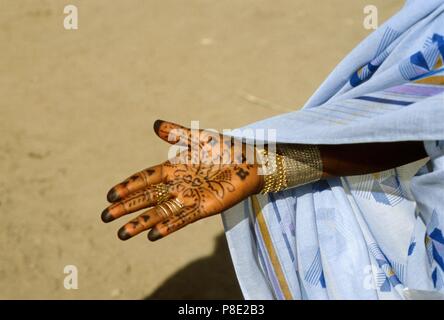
[258,144,323,194]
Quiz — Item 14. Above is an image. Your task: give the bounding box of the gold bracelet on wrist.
[259,144,323,194]
[280,144,323,188]
[260,149,288,193]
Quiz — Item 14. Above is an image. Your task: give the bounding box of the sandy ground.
[0,0,402,299]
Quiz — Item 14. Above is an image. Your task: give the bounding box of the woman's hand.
[101,120,264,241]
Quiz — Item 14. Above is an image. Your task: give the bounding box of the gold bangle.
[259,145,323,194]
[260,149,288,194]
[279,144,323,188]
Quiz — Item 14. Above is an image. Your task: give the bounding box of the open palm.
[101,120,263,241]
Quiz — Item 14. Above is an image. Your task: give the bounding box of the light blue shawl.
[223,0,444,299]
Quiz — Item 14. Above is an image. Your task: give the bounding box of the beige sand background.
[0,0,402,299]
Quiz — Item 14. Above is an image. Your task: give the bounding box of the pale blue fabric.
[222,0,444,300]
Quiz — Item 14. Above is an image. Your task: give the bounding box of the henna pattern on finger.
[129,220,139,228]
[148,228,162,241]
[153,119,163,134]
[107,188,120,203]
[118,213,154,241]
[102,188,158,223]
[107,169,156,202]
[118,227,131,241]
[101,208,113,223]
[139,169,155,185]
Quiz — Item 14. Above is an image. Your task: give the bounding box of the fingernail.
[148,228,162,241]
[101,208,113,223]
[107,188,120,202]
[118,227,131,241]
[153,119,164,133]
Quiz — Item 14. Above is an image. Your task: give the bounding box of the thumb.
[153,119,192,146]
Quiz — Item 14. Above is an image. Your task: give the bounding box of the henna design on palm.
[102,120,263,241]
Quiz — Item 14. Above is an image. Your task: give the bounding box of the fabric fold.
[223,0,444,300]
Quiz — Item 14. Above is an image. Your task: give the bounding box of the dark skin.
[101,120,428,241]
[320,141,427,178]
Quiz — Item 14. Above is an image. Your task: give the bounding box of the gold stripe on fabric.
[434,56,443,69]
[251,195,293,300]
[414,76,444,85]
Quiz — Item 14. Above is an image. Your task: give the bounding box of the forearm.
[260,141,428,193]
[318,141,428,178]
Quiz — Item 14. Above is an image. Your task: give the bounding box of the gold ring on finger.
[154,183,170,204]
[156,203,170,219]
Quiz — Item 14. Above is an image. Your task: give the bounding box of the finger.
[153,119,222,147]
[154,119,192,146]
[106,165,163,202]
[117,206,165,241]
[101,187,166,223]
[148,211,198,241]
